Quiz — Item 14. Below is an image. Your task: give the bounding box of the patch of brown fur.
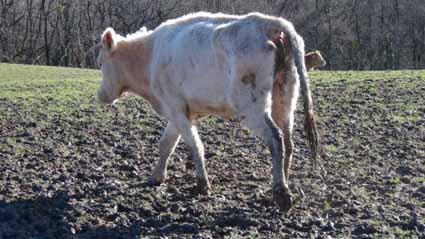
[272,37,320,167]
[271,73,285,130]
[187,100,235,121]
[241,73,256,89]
[112,38,163,114]
[273,36,290,75]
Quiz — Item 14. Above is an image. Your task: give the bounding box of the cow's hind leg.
[282,123,293,182]
[243,111,293,211]
[271,78,295,182]
[233,75,292,210]
[149,122,181,185]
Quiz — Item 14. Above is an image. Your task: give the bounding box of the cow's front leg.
[173,114,210,195]
[149,122,181,185]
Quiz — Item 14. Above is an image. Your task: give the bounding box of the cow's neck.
[114,36,161,112]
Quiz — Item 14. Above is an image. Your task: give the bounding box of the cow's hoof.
[273,188,293,211]
[195,178,211,195]
[147,176,164,187]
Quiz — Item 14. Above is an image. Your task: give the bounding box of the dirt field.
[0,64,424,238]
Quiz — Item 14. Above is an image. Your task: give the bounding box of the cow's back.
[149,15,236,106]
[148,12,279,118]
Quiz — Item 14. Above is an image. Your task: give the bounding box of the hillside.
[0,63,424,238]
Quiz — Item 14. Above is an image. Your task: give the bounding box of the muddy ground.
[0,73,424,238]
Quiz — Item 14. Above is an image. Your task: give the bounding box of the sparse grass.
[392,226,419,239]
[310,70,425,83]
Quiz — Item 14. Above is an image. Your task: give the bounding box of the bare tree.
[1,0,425,70]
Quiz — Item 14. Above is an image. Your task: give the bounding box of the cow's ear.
[102,27,116,51]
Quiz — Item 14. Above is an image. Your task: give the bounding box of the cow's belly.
[187,98,235,120]
[157,23,236,119]
[183,67,235,119]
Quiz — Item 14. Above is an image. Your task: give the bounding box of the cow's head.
[97,27,127,105]
[305,51,326,70]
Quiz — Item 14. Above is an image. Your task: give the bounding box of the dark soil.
[0,77,424,238]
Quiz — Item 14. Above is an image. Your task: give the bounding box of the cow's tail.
[270,17,320,167]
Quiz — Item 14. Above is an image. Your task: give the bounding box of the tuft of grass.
[414,177,425,184]
[323,200,331,210]
[389,176,401,185]
[324,144,338,154]
[352,186,369,200]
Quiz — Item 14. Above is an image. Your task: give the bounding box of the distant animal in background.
[305,51,326,70]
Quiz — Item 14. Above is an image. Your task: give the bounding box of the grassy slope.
[1,63,423,126]
[0,64,99,112]
[2,63,425,98]
[2,62,425,94]
[0,63,424,238]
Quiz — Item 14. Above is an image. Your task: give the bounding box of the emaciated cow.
[96,12,318,211]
